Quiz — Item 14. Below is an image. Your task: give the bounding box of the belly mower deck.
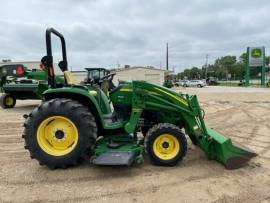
[92,135,144,166]
[93,151,136,166]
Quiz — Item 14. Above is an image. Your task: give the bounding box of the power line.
[166,43,169,70]
[205,54,208,79]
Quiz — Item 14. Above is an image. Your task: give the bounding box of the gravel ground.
[0,86,269,203]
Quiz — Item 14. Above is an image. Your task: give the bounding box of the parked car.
[238,80,245,86]
[180,80,189,87]
[206,77,219,86]
[183,80,206,88]
[173,80,183,87]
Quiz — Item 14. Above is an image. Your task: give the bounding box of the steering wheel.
[88,73,116,88]
[100,73,116,82]
[100,73,116,92]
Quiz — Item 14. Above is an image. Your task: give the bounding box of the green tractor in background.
[163,74,173,88]
[0,64,112,109]
[23,28,256,170]
[82,67,116,91]
[0,64,64,108]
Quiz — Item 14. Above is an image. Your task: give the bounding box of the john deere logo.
[251,49,262,58]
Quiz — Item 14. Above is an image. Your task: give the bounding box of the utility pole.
[205,54,208,79]
[166,43,169,70]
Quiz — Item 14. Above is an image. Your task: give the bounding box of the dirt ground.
[0,86,270,203]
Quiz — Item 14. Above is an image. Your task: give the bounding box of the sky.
[0,0,270,73]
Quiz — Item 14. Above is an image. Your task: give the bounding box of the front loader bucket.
[206,127,257,169]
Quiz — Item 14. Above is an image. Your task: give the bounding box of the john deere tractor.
[0,64,64,108]
[23,28,256,169]
[82,67,115,91]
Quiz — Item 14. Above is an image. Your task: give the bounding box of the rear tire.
[23,98,97,169]
[0,94,16,108]
[145,123,187,166]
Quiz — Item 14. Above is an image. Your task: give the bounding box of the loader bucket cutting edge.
[206,127,257,169]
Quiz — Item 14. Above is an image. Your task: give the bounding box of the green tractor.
[23,28,256,169]
[0,64,64,108]
[82,67,116,91]
[163,74,173,88]
[83,68,110,83]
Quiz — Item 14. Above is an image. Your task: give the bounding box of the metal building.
[113,67,172,86]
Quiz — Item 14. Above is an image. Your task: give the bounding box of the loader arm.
[126,81,256,169]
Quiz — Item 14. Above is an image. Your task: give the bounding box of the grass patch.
[218,82,239,87]
[218,82,269,88]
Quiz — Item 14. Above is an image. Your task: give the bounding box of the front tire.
[141,126,150,137]
[23,98,97,169]
[0,94,16,108]
[145,123,187,166]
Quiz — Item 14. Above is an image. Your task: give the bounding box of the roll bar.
[41,28,68,88]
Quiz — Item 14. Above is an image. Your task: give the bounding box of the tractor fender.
[43,86,106,130]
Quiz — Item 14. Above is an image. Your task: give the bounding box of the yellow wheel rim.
[5,97,14,106]
[153,134,180,160]
[37,116,78,156]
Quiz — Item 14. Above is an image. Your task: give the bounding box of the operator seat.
[108,79,116,91]
[63,71,79,85]
[102,80,110,96]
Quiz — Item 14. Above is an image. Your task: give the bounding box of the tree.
[177,53,270,81]
[239,53,247,64]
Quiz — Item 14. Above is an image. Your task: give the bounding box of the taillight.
[16,66,24,76]
[40,63,45,70]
